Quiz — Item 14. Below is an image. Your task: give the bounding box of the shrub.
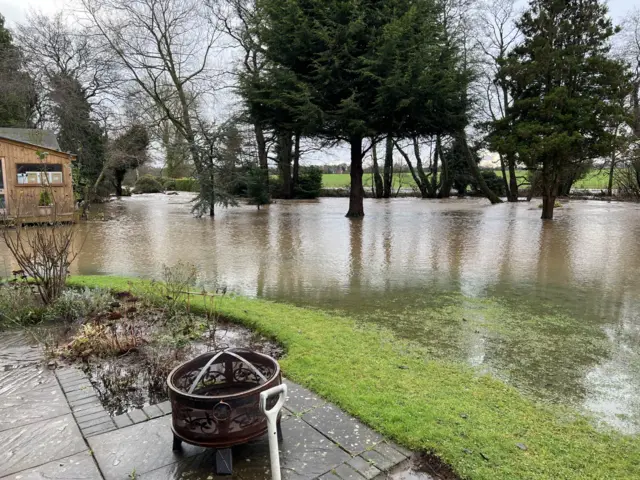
[134,175,164,194]
[43,287,115,323]
[472,170,505,197]
[174,178,199,192]
[0,282,45,327]
[38,190,53,207]
[160,178,177,190]
[295,166,323,199]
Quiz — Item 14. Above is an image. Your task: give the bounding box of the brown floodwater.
[1,194,639,433]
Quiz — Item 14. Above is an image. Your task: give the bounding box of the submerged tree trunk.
[383,135,393,198]
[437,135,453,198]
[541,190,556,220]
[371,140,383,198]
[507,155,519,201]
[458,131,502,204]
[347,135,365,218]
[499,154,510,199]
[277,132,293,199]
[292,132,301,192]
[255,123,269,186]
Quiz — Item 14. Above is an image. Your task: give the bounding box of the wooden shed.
[0,129,76,222]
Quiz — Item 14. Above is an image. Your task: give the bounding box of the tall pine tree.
[491,0,629,219]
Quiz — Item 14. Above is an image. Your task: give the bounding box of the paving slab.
[138,450,241,479]
[347,456,382,479]
[0,333,42,369]
[0,451,102,480]
[88,415,205,480]
[361,450,394,472]
[302,404,383,455]
[0,414,86,477]
[334,463,367,479]
[283,379,326,415]
[234,417,350,480]
[0,366,56,396]
[0,385,70,432]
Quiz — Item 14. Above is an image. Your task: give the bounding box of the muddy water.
[1,194,639,433]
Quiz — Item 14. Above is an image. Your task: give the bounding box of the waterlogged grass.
[68,276,640,480]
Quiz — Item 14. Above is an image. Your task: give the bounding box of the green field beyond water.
[322,170,612,190]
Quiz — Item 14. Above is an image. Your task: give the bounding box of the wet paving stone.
[138,450,242,479]
[283,379,326,415]
[361,450,394,472]
[0,414,86,477]
[0,451,101,480]
[128,408,149,424]
[143,404,164,420]
[375,442,409,464]
[347,456,381,479]
[0,385,70,432]
[334,463,367,479]
[302,404,383,455]
[0,333,42,369]
[88,415,205,480]
[0,366,56,396]
[113,413,133,428]
[234,417,350,480]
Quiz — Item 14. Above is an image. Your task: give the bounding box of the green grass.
[68,275,640,480]
[322,170,613,190]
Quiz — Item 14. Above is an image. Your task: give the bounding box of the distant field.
[322,169,612,190]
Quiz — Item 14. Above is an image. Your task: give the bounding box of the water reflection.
[1,194,639,432]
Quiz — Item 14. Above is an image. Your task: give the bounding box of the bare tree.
[212,0,269,178]
[475,0,521,201]
[81,0,223,216]
[15,11,120,127]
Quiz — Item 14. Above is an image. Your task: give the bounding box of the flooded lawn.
[2,194,639,433]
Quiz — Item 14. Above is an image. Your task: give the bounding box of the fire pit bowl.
[167,348,282,450]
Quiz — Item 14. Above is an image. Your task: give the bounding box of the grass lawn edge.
[67,275,639,480]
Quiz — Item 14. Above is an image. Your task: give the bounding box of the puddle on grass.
[79,322,282,416]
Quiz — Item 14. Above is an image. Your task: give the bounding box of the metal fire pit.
[167,348,283,475]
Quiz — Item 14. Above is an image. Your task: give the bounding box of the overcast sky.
[0,0,632,27]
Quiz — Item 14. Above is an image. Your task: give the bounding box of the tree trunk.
[293,132,301,193]
[383,135,393,198]
[458,131,502,204]
[347,135,364,218]
[371,140,383,198]
[437,135,453,198]
[541,191,556,220]
[431,136,439,194]
[507,155,519,201]
[277,132,293,199]
[255,123,269,185]
[209,170,215,217]
[499,154,510,199]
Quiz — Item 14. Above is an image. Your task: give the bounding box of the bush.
[472,170,505,197]
[0,282,45,327]
[134,175,164,194]
[295,166,323,199]
[43,287,115,323]
[174,178,199,192]
[160,178,177,190]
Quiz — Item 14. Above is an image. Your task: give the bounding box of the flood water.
[2,194,639,433]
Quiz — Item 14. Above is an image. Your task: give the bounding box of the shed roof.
[0,128,63,152]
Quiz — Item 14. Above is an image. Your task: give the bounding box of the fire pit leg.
[215,448,233,475]
[172,434,182,451]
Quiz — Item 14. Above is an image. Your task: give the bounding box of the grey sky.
[0,0,633,27]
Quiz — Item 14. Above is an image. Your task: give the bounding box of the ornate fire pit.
[167,348,283,475]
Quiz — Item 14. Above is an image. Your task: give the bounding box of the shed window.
[0,194,4,209]
[16,164,63,185]
[0,158,4,189]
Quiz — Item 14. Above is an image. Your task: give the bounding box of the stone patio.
[0,332,420,480]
